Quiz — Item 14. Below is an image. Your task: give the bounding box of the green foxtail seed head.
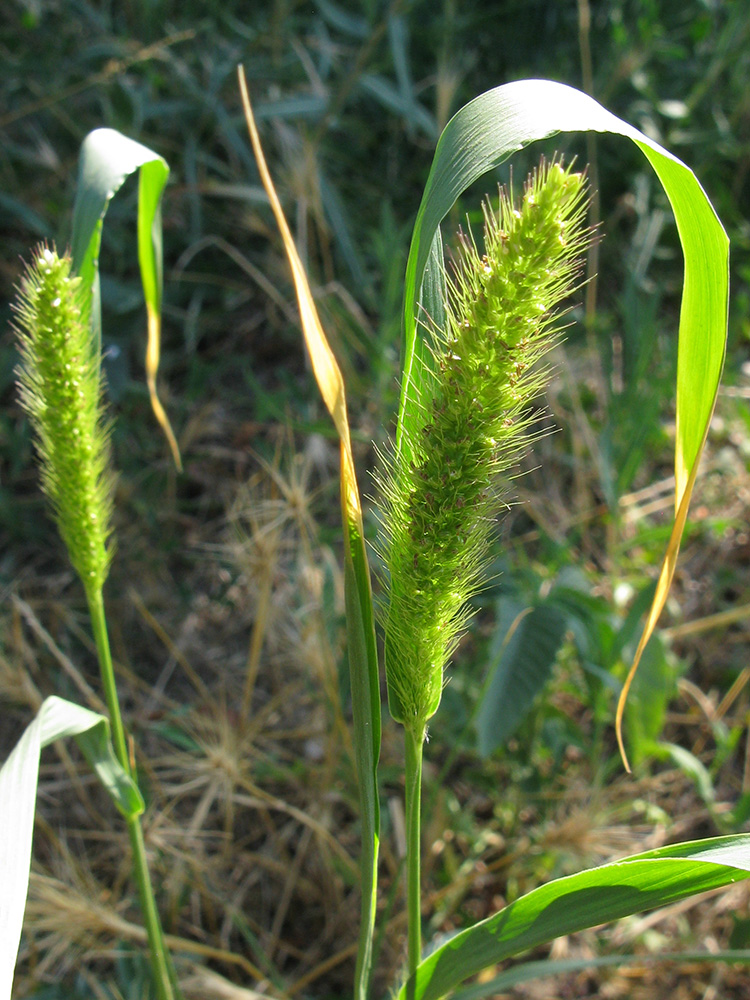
[379,159,592,734]
[13,245,115,593]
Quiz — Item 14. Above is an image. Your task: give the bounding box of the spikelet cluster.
[14,246,115,592]
[380,160,592,732]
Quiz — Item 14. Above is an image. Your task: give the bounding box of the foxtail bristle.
[379,159,592,733]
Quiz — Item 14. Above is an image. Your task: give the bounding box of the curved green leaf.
[0,695,143,1000]
[451,948,750,1000]
[71,128,180,469]
[398,834,750,1000]
[398,80,729,765]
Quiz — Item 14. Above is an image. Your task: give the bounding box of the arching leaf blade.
[398,835,750,1000]
[71,128,180,469]
[137,157,181,470]
[398,80,729,767]
[632,140,728,499]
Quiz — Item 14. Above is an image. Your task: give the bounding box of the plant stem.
[404,721,426,981]
[126,815,176,999]
[86,585,177,1000]
[87,587,128,765]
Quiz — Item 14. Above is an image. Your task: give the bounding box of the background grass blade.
[398,834,750,1000]
[398,80,729,768]
[237,65,381,1000]
[475,602,568,757]
[70,128,180,469]
[0,696,144,1000]
[450,948,750,1000]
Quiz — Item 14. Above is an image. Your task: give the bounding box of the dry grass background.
[4,379,750,999]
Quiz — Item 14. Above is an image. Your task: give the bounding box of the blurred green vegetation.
[0,0,746,544]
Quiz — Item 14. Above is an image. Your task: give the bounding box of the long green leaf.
[0,696,144,1000]
[451,948,750,1000]
[397,79,728,767]
[398,834,750,1000]
[71,127,181,469]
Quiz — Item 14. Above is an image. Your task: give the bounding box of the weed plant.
[1,9,750,1000]
[12,248,179,1000]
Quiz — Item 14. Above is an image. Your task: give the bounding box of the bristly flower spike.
[14,245,115,593]
[379,158,593,737]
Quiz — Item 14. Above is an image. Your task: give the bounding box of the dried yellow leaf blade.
[615,444,702,770]
[236,69,354,485]
[237,66,380,1000]
[145,305,182,471]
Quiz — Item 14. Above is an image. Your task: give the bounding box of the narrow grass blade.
[71,128,181,469]
[398,80,729,768]
[237,65,381,1000]
[450,948,750,1000]
[0,696,143,1000]
[398,834,750,1000]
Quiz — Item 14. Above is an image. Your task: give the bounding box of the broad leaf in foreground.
[0,696,143,1000]
[399,835,750,1000]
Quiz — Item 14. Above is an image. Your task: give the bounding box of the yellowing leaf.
[237,66,380,1000]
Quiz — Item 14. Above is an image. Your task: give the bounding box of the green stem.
[404,721,426,982]
[86,585,178,1000]
[87,587,128,766]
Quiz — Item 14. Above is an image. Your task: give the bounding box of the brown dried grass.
[4,392,750,998]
